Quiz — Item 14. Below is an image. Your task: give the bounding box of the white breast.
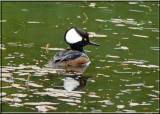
[65,28,82,44]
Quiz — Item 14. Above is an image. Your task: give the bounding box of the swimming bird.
[47,27,100,67]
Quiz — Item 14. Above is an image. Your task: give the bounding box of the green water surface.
[1,1,159,113]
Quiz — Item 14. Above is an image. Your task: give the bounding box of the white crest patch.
[65,28,82,44]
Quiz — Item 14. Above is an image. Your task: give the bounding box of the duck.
[47,27,100,67]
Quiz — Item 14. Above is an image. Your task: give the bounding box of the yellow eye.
[84,38,87,41]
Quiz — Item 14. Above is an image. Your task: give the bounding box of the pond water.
[1,1,159,113]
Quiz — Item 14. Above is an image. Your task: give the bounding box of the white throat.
[65,28,82,44]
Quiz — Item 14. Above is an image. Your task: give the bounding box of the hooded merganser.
[47,27,100,67]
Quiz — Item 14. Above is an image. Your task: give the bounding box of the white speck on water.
[11,94,27,98]
[27,21,44,24]
[2,73,12,78]
[123,109,136,113]
[28,82,43,88]
[128,26,143,30]
[95,19,106,22]
[98,100,114,105]
[105,54,120,59]
[129,2,138,4]
[0,20,7,22]
[2,97,22,103]
[88,3,96,8]
[77,16,81,18]
[21,9,29,12]
[1,92,7,97]
[41,47,65,51]
[147,94,158,98]
[129,9,144,13]
[152,90,160,94]
[117,105,125,109]
[97,73,110,77]
[11,84,26,90]
[115,24,126,26]
[10,103,24,107]
[150,47,159,51]
[137,64,159,69]
[24,102,59,106]
[88,32,107,38]
[133,34,149,38]
[35,105,57,112]
[125,83,145,87]
[67,102,77,106]
[114,46,129,50]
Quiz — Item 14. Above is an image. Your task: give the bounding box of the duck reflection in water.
[63,75,91,92]
[45,64,91,91]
